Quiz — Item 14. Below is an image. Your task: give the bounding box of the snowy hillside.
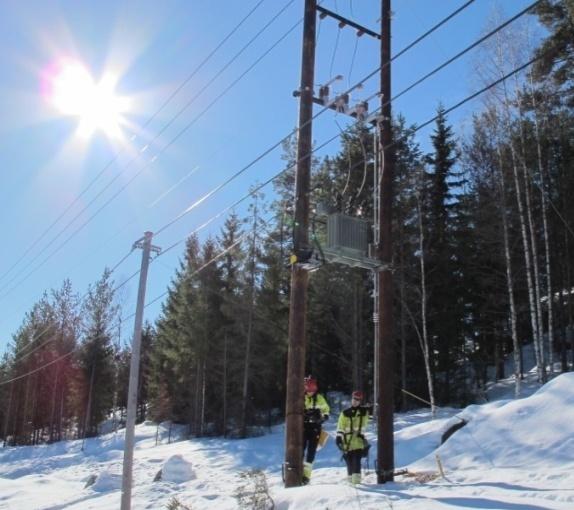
[2,374,574,509]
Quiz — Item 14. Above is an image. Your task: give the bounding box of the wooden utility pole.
[377,0,395,484]
[284,0,316,489]
[121,231,160,510]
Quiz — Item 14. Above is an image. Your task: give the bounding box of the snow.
[160,455,196,483]
[2,373,574,509]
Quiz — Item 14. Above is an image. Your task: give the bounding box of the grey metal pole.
[121,231,160,510]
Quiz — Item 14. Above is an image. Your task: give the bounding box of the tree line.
[0,1,572,445]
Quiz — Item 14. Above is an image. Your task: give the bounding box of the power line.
[0,2,300,303]
[0,0,476,303]
[40,0,517,318]
[0,0,268,288]
[4,0,476,299]
[154,0,530,239]
[0,21,548,393]
[141,213,279,318]
[390,0,542,105]
[0,0,502,358]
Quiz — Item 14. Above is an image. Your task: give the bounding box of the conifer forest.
[1,1,573,447]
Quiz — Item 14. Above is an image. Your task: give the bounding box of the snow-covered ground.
[1,372,574,509]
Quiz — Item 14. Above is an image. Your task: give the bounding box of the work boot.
[303,462,313,484]
[351,473,361,485]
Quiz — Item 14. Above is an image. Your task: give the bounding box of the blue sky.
[0,0,537,353]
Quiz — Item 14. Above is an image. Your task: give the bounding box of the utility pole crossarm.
[317,5,381,39]
[132,235,161,255]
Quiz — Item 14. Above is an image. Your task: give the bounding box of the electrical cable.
[348,36,360,88]
[329,25,342,80]
[390,0,542,105]
[0,2,301,303]
[153,0,530,239]
[335,119,354,199]
[354,130,369,202]
[0,0,487,360]
[2,0,478,303]
[155,54,545,286]
[0,0,268,288]
[0,41,548,391]
[139,212,278,317]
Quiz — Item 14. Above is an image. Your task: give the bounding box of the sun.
[47,60,129,139]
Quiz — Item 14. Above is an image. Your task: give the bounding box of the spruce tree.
[424,107,465,403]
[71,270,119,438]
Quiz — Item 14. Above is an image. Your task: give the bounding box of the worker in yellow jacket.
[336,390,371,485]
[302,376,330,484]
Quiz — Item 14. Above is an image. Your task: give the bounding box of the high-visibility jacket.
[336,406,369,452]
[304,393,330,424]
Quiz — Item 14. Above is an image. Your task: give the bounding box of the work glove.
[335,436,344,450]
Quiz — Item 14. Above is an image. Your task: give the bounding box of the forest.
[0,1,573,446]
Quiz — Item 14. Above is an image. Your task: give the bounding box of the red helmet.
[304,376,318,393]
[352,390,363,401]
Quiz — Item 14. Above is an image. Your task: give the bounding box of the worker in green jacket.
[336,390,371,485]
[302,375,330,484]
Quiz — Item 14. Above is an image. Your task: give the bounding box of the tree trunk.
[496,145,521,396]
[222,333,228,437]
[508,140,543,381]
[516,108,546,381]
[49,365,60,442]
[241,202,258,439]
[493,40,543,381]
[529,76,555,375]
[3,382,14,447]
[82,363,95,446]
[416,182,436,415]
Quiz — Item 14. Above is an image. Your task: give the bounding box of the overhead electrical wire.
[0,0,268,288]
[0,1,300,303]
[152,0,533,239]
[0,0,479,303]
[0,51,547,388]
[0,0,515,311]
[0,0,499,367]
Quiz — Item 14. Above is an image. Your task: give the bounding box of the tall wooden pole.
[284,0,316,488]
[377,0,395,484]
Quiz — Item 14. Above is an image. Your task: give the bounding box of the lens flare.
[45,59,129,139]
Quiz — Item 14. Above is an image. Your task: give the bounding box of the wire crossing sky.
[0,0,539,354]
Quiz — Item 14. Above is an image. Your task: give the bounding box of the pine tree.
[71,270,119,438]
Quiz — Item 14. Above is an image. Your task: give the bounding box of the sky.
[0,0,539,353]
[0,362,573,509]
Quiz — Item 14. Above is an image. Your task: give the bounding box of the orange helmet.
[304,376,318,393]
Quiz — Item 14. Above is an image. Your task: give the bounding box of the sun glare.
[48,60,129,139]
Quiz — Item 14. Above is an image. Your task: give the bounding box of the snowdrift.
[413,372,574,472]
